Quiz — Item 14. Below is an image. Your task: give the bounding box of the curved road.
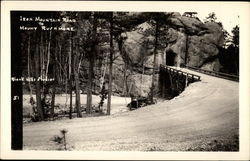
[23,68,239,151]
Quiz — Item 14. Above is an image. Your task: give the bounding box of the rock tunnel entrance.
[165,50,176,66]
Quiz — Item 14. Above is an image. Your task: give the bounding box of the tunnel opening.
[165,50,177,66]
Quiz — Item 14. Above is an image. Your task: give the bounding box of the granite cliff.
[112,12,224,96]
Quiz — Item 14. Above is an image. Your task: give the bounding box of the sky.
[178,5,240,36]
[195,12,240,35]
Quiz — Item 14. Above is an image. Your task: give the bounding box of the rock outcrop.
[165,18,224,71]
[112,12,225,97]
[120,13,224,71]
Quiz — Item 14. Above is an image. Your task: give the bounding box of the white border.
[1,1,250,160]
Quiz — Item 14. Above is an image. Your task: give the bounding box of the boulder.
[112,13,225,96]
[165,15,224,70]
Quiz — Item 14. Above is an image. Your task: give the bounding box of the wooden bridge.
[159,65,201,99]
[159,64,239,99]
[185,65,239,82]
[160,65,201,81]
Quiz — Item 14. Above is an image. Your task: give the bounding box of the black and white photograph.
[1,1,250,160]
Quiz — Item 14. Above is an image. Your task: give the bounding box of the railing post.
[185,74,188,88]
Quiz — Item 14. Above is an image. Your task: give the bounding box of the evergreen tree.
[204,12,217,23]
[231,25,239,48]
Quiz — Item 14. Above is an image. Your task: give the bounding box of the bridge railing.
[160,65,201,81]
[184,65,239,82]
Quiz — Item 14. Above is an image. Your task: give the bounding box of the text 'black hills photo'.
[11,11,239,151]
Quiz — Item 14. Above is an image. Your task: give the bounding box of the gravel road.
[23,68,239,151]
